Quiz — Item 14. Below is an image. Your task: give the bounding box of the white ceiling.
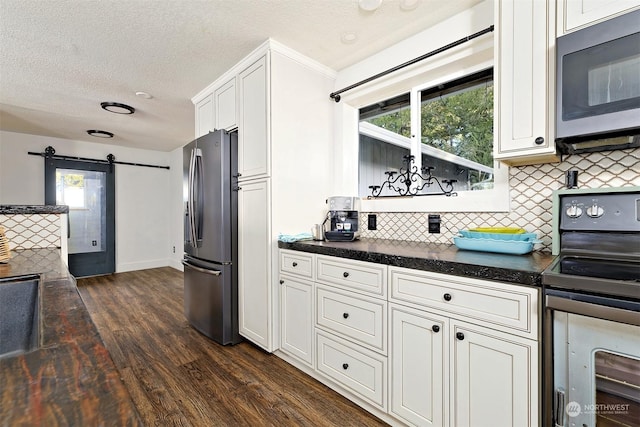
[0,0,480,152]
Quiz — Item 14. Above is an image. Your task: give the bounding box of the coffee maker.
[324,196,360,242]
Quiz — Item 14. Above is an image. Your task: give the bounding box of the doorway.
[45,159,115,277]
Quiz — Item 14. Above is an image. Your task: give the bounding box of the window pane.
[56,169,106,254]
[358,69,494,198]
[419,78,494,193]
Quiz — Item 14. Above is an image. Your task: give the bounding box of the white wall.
[0,130,176,272]
[168,146,185,271]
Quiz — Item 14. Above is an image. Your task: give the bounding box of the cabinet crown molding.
[192,38,337,105]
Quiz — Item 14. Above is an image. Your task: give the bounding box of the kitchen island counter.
[0,249,141,426]
[279,238,554,286]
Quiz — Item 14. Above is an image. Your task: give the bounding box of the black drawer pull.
[292,262,298,267]
[343,271,349,278]
[443,293,452,301]
[534,136,545,145]
[432,325,440,333]
[279,280,284,284]
[342,363,349,370]
[343,313,349,319]
[456,332,465,341]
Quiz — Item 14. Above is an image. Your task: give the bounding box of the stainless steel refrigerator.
[182,129,241,345]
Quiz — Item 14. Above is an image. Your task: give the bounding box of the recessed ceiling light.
[101,102,135,114]
[87,130,114,138]
[400,0,420,11]
[341,31,358,44]
[359,0,382,11]
[135,91,153,99]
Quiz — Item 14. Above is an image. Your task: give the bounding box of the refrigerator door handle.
[182,260,222,276]
[194,148,203,243]
[187,148,198,247]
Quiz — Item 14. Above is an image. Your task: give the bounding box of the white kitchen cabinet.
[389,266,540,427]
[316,330,387,410]
[214,77,237,131]
[316,284,387,354]
[558,0,640,35]
[390,303,447,427]
[389,266,538,340]
[451,320,538,427]
[238,55,269,180]
[237,178,272,350]
[194,93,214,138]
[279,274,314,367]
[494,0,559,166]
[232,41,334,352]
[316,255,387,298]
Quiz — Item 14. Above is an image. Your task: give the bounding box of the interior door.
[45,159,115,277]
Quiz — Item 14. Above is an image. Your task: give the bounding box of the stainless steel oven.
[543,187,640,427]
[556,9,640,153]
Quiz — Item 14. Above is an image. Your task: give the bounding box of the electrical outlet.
[172,246,175,253]
[368,214,377,230]
[428,214,441,233]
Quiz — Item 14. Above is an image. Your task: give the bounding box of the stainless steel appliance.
[543,187,640,427]
[324,196,360,242]
[555,9,640,154]
[183,130,241,345]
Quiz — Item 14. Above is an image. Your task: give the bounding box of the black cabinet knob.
[456,332,465,341]
[534,136,545,145]
[432,325,440,333]
[342,363,349,370]
[343,272,350,278]
[279,280,284,285]
[292,262,298,267]
[443,293,452,301]
[343,313,349,319]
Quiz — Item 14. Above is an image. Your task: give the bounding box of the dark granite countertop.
[279,238,555,287]
[0,249,141,426]
[0,204,69,215]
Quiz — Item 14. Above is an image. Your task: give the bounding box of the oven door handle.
[546,293,640,326]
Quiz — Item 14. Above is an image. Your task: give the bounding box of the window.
[359,69,494,198]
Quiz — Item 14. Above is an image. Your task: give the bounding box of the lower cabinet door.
[238,178,272,351]
[451,320,538,427]
[280,275,313,366]
[390,304,447,427]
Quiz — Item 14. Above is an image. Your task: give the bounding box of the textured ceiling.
[0,0,480,152]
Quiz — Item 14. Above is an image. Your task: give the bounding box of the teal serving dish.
[453,236,542,255]
[458,230,538,241]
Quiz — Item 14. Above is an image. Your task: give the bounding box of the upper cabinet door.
[559,0,640,35]
[494,0,558,166]
[195,93,214,138]
[215,77,237,131]
[238,55,269,180]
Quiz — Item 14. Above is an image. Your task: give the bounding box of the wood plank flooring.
[77,268,388,427]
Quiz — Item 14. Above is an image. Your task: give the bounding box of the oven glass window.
[595,351,640,425]
[562,32,640,121]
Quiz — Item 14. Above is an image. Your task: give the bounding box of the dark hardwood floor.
[77,267,388,427]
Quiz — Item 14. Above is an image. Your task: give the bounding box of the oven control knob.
[565,204,583,218]
[586,204,604,218]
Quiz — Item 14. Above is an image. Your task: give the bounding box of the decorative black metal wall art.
[368,155,457,198]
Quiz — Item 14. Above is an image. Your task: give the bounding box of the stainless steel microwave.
[556,9,640,153]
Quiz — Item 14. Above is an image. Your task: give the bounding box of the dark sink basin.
[0,274,40,358]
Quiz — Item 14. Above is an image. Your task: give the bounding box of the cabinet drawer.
[316,285,386,354]
[280,250,314,279]
[390,267,538,338]
[316,331,387,410]
[316,255,386,298]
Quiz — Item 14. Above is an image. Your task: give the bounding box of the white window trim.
[335,36,510,213]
